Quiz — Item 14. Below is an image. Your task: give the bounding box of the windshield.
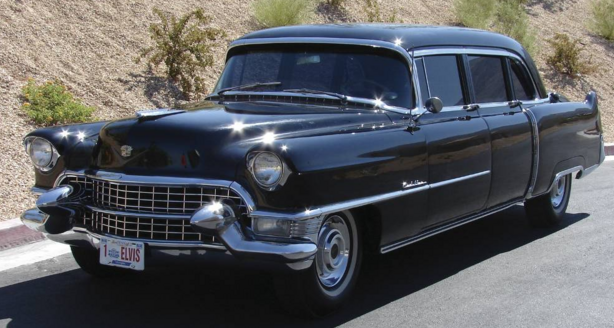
[214,45,414,108]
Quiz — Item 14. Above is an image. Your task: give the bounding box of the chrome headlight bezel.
[247,151,291,190]
[23,136,60,172]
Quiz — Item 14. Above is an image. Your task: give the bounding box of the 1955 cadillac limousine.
[22,25,605,317]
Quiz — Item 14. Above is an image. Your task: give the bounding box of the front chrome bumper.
[21,186,317,271]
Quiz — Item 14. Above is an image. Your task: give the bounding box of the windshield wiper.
[217,82,281,96]
[282,88,348,105]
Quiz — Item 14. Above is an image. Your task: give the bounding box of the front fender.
[25,121,107,189]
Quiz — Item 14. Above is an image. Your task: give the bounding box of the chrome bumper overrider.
[21,185,318,271]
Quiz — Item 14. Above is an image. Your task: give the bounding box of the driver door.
[415,54,492,229]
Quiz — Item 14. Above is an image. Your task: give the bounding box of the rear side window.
[468,56,508,103]
[423,55,465,107]
[509,58,535,101]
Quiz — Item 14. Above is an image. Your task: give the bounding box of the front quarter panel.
[236,124,429,245]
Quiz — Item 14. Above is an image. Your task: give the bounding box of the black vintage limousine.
[22,24,605,316]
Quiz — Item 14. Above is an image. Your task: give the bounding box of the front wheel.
[274,212,362,318]
[525,174,572,227]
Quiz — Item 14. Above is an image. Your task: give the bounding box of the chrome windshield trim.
[225,37,418,114]
[214,91,413,115]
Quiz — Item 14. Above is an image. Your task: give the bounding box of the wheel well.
[349,205,382,253]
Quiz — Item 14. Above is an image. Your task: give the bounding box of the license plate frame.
[99,236,145,271]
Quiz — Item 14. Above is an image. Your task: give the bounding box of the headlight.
[249,152,284,188]
[24,137,59,172]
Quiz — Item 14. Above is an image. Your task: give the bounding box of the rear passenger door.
[466,54,534,208]
[415,55,492,228]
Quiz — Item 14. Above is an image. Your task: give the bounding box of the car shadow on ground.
[0,206,589,328]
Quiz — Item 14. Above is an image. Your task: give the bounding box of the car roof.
[233,24,547,98]
[237,24,527,55]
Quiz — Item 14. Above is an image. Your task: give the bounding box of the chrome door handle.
[508,100,523,108]
[463,104,480,111]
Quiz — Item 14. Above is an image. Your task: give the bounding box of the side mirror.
[549,92,560,103]
[425,97,443,114]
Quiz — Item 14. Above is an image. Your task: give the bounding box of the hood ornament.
[120,145,133,158]
[136,108,186,119]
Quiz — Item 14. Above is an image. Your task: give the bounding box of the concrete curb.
[0,219,45,251]
[606,143,614,156]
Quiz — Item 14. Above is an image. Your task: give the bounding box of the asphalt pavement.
[1,161,613,328]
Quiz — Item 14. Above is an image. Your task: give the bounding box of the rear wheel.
[274,212,362,318]
[525,174,572,227]
[71,246,130,278]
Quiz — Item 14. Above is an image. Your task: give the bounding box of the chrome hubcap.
[551,175,567,208]
[316,215,351,288]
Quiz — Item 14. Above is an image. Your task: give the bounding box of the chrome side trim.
[381,200,522,254]
[429,170,490,189]
[524,108,540,198]
[413,47,549,108]
[250,185,430,221]
[544,166,584,194]
[251,171,490,221]
[582,164,600,178]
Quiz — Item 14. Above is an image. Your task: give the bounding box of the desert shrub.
[326,0,345,8]
[253,0,314,28]
[493,0,537,54]
[546,33,596,77]
[21,79,94,126]
[137,8,225,100]
[455,0,536,54]
[590,0,614,41]
[454,0,496,30]
[364,0,398,23]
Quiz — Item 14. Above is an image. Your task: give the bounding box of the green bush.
[364,0,397,23]
[546,33,595,77]
[21,79,94,126]
[137,8,225,100]
[454,0,496,30]
[253,0,314,28]
[455,0,536,54]
[590,0,614,41]
[493,0,536,55]
[326,0,345,8]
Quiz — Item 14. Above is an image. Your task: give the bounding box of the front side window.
[422,55,465,107]
[215,46,414,108]
[468,56,509,103]
[509,58,536,101]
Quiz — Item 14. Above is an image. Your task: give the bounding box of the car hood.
[95,101,394,180]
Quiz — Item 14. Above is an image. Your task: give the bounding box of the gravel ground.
[0,0,611,220]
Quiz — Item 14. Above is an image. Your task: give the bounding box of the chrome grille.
[58,175,248,244]
[81,211,210,243]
